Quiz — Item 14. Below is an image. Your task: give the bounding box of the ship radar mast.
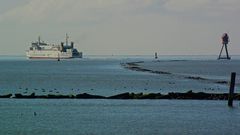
[66,33,69,46]
[38,36,41,45]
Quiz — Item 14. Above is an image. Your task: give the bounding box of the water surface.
[0,99,240,135]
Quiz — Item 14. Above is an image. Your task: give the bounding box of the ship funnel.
[71,42,74,48]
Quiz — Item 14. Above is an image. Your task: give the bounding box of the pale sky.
[0,0,239,55]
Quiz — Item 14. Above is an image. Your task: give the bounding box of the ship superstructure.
[26,34,82,59]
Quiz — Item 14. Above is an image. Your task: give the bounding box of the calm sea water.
[0,55,239,95]
[1,55,240,135]
[0,99,240,135]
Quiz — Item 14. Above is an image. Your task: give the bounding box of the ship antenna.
[66,33,69,46]
[38,36,41,45]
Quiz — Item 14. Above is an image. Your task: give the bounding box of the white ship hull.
[26,50,80,59]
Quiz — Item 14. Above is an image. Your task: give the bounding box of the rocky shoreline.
[0,91,239,100]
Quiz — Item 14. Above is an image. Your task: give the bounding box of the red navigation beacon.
[218,33,231,60]
[222,33,229,45]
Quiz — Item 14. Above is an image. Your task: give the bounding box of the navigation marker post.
[155,52,158,59]
[228,72,236,107]
[218,33,231,60]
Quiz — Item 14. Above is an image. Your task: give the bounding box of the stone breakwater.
[0,91,240,100]
[122,61,229,84]
[121,61,171,75]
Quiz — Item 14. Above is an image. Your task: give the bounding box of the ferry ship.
[26,34,83,59]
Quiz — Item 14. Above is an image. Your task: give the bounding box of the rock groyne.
[0,91,239,100]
